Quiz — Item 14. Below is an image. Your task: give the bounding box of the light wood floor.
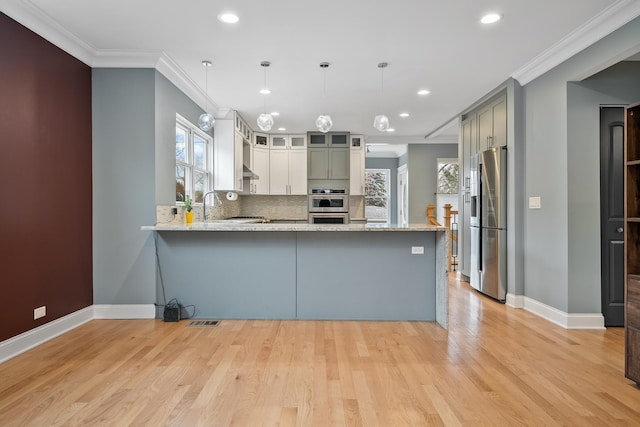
[1,274,639,426]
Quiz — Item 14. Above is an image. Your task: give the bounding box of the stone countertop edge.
[141,223,448,232]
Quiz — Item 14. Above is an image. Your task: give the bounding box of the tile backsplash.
[156,193,365,224]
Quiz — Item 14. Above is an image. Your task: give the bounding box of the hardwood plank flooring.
[1,274,639,426]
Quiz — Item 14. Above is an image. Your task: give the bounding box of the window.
[437,158,459,194]
[365,169,390,224]
[176,115,212,203]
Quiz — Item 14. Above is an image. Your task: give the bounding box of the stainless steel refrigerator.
[470,146,507,301]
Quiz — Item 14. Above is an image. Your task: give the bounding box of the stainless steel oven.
[308,189,349,213]
[308,212,349,224]
[308,188,349,224]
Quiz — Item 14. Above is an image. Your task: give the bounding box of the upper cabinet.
[214,113,246,192]
[246,132,270,194]
[350,135,365,195]
[307,131,350,180]
[478,94,507,152]
[269,134,307,150]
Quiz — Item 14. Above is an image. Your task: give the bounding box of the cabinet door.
[290,135,307,149]
[270,135,288,149]
[308,132,328,147]
[289,150,308,195]
[234,131,244,191]
[477,105,492,153]
[269,150,289,194]
[329,148,350,179]
[308,148,329,179]
[329,132,349,147]
[492,95,507,147]
[350,135,364,148]
[253,146,270,194]
[350,147,365,195]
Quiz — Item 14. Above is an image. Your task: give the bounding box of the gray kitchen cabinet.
[478,94,507,152]
[307,131,350,180]
[308,147,349,180]
[459,114,477,277]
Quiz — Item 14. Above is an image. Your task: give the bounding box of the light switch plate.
[411,246,424,254]
[529,196,541,209]
[34,306,46,320]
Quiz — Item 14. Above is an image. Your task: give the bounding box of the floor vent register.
[186,320,220,328]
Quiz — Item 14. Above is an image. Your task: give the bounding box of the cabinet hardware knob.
[617,227,624,233]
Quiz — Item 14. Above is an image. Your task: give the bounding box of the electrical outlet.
[529,196,541,209]
[411,246,424,254]
[34,306,46,320]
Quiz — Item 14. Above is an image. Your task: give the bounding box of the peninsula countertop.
[141,222,448,232]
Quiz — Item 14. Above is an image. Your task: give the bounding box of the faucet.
[202,190,221,222]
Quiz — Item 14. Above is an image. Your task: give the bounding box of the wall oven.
[308,188,349,224]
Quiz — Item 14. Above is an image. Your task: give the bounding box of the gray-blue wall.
[92,69,207,306]
[522,16,640,313]
[406,144,458,224]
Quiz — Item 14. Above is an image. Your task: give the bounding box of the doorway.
[600,106,625,327]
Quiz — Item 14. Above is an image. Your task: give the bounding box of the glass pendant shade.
[257,113,274,131]
[198,113,215,131]
[316,114,333,133]
[373,114,390,132]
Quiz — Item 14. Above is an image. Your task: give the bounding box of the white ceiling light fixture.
[373,62,390,132]
[257,61,274,132]
[218,13,239,24]
[399,112,410,118]
[270,111,280,116]
[417,89,430,96]
[481,13,501,24]
[198,60,215,132]
[315,62,333,133]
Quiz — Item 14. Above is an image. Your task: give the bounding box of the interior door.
[600,106,625,326]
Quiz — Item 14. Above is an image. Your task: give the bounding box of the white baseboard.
[522,297,605,329]
[93,304,156,319]
[0,306,94,364]
[0,304,157,364]
[506,293,525,308]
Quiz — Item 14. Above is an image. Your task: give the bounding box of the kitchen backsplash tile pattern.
[156,194,365,223]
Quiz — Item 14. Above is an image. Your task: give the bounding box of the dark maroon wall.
[0,13,93,341]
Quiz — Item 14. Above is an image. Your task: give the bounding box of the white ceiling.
[3,0,640,147]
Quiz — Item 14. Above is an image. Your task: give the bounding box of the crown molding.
[2,0,222,116]
[512,0,640,85]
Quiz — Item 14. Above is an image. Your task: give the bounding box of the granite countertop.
[141,222,448,232]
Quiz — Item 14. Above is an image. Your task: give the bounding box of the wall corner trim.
[0,305,156,364]
[523,297,605,330]
[93,304,156,319]
[0,306,94,364]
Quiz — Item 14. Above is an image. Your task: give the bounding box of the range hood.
[243,165,259,180]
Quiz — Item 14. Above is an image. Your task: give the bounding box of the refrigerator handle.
[478,163,483,272]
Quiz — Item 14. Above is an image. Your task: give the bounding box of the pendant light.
[257,61,274,132]
[316,62,333,133]
[198,60,215,131]
[373,62,390,132]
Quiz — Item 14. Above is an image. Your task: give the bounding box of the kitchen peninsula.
[142,223,449,328]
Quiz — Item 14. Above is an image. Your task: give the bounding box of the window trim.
[176,114,213,205]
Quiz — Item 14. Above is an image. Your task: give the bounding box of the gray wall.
[406,144,458,224]
[155,71,211,205]
[93,69,208,306]
[522,16,640,312]
[365,157,399,224]
[92,69,157,304]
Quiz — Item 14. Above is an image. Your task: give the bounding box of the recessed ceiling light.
[259,88,271,95]
[218,13,239,24]
[480,13,501,24]
[399,112,410,118]
[417,89,430,96]
[270,111,280,116]
[386,128,395,132]
[278,127,286,131]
